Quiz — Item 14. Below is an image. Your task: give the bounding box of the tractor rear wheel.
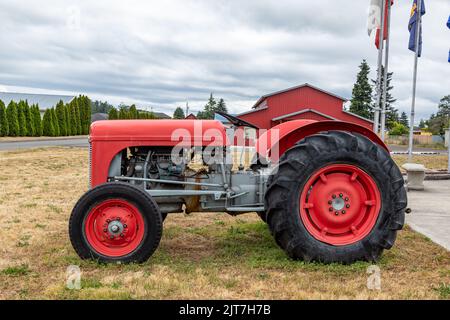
[264,131,406,263]
[69,182,162,263]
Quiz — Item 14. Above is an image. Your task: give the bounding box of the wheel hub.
[299,164,381,246]
[84,199,145,257]
[331,197,345,211]
[108,220,124,235]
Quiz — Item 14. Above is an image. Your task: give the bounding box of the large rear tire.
[264,131,406,263]
[69,182,163,263]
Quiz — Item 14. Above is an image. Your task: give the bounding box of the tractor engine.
[109,146,269,215]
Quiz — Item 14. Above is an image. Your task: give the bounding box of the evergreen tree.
[91,100,114,114]
[32,104,42,136]
[128,104,138,119]
[55,100,67,136]
[173,107,185,119]
[0,100,8,136]
[42,109,55,136]
[75,101,82,134]
[418,119,426,129]
[83,95,92,134]
[197,93,218,119]
[24,101,35,136]
[349,60,373,120]
[6,101,20,137]
[69,100,80,135]
[399,112,409,128]
[216,98,228,113]
[118,107,129,119]
[51,108,60,136]
[65,104,72,135]
[371,66,399,129]
[426,95,450,135]
[108,107,118,120]
[17,101,27,136]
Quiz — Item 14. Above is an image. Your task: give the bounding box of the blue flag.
[447,15,450,62]
[408,0,426,57]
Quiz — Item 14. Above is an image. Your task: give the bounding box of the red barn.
[185,113,197,120]
[237,83,373,130]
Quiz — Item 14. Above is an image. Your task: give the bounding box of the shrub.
[6,101,19,137]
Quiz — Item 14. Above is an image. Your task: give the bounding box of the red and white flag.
[375,1,394,49]
[367,0,383,37]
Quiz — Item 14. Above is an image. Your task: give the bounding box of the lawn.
[392,155,449,172]
[0,147,449,299]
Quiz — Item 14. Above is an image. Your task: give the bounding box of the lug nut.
[335,211,339,216]
[106,219,111,223]
[116,217,121,221]
[328,200,332,205]
[341,210,346,214]
[120,233,124,238]
[329,207,333,212]
[110,235,115,239]
[123,224,127,228]
[339,193,343,198]
[345,197,349,201]
[332,195,337,199]
[346,204,350,208]
[103,229,107,233]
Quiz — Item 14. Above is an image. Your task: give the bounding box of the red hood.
[90,119,229,146]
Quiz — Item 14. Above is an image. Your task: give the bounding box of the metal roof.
[0,92,75,110]
[253,83,348,109]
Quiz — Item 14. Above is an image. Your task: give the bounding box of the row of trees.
[106,94,228,121]
[349,60,402,130]
[420,95,450,136]
[172,94,229,120]
[196,94,228,119]
[0,100,42,137]
[108,104,157,120]
[349,60,449,136]
[0,95,91,137]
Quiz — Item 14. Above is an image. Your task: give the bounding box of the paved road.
[389,144,448,154]
[0,137,88,150]
[406,180,450,251]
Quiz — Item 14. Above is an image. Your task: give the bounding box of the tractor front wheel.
[69,182,163,263]
[264,131,406,263]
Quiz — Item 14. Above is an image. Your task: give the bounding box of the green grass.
[1,264,30,276]
[435,283,450,299]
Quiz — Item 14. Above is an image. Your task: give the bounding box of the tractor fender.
[256,120,388,162]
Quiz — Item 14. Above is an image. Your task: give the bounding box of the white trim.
[272,108,336,122]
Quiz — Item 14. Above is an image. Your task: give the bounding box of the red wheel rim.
[299,164,381,246]
[84,199,145,257]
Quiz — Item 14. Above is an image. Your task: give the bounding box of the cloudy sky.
[0,0,449,122]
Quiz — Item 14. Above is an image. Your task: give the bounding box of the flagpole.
[373,0,386,134]
[408,0,422,162]
[380,0,392,142]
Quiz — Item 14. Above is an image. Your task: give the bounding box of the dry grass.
[392,155,449,172]
[0,147,449,300]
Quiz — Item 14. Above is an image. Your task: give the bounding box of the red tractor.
[69,113,406,264]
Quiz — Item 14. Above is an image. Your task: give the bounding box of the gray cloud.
[0,0,448,120]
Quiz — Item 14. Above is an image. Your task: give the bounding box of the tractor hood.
[90,120,229,146]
